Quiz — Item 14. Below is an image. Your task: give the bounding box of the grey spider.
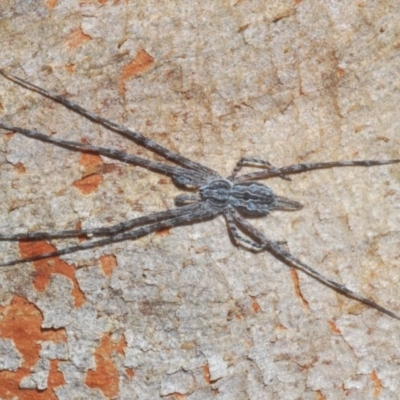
[0,69,400,321]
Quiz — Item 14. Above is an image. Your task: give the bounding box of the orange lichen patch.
[155,227,171,236]
[85,333,127,398]
[119,49,154,94]
[65,27,92,50]
[14,162,26,173]
[291,269,309,308]
[18,240,86,307]
[99,254,117,277]
[202,364,211,384]
[328,320,341,334]
[73,174,104,195]
[45,0,58,9]
[370,370,382,398]
[0,296,66,400]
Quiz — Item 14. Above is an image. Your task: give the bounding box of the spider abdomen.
[230,182,276,216]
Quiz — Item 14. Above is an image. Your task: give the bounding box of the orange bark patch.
[99,254,117,277]
[126,368,134,379]
[18,240,86,307]
[155,227,171,236]
[316,390,326,400]
[79,144,120,176]
[158,177,171,185]
[370,370,382,398]
[169,394,186,400]
[73,174,104,195]
[203,364,211,384]
[75,221,87,242]
[275,323,287,332]
[45,0,58,9]
[79,153,104,174]
[65,63,75,73]
[250,297,261,313]
[119,50,154,93]
[14,162,26,173]
[0,296,66,400]
[65,27,92,50]
[291,269,309,309]
[115,335,126,356]
[73,153,105,194]
[48,360,65,390]
[337,67,345,78]
[328,320,341,334]
[85,333,127,398]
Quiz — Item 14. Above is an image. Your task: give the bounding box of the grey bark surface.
[1,1,400,399]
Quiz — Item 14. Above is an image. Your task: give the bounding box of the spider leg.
[0,204,201,240]
[174,194,201,206]
[0,69,218,179]
[0,203,217,268]
[230,209,400,321]
[0,122,208,185]
[223,208,286,251]
[228,157,291,181]
[236,159,400,182]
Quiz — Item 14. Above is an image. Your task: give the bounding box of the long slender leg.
[0,204,202,240]
[230,209,400,321]
[223,209,286,250]
[224,209,263,250]
[0,69,217,178]
[235,159,400,182]
[0,122,207,186]
[174,194,201,206]
[0,203,217,268]
[228,157,291,181]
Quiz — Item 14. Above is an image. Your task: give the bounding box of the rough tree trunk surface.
[0,1,400,399]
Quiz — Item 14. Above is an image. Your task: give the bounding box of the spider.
[0,69,400,321]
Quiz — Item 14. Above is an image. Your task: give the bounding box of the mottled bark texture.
[1,1,400,399]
